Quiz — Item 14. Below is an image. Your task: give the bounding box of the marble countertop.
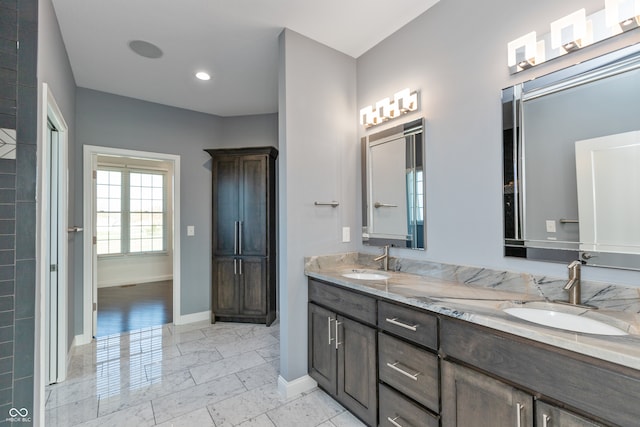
[304,253,640,371]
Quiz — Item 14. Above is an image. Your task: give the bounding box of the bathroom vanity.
[306,254,640,427]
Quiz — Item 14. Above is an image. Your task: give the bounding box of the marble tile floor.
[45,320,366,427]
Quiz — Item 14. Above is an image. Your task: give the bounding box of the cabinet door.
[536,401,604,427]
[308,303,337,393]
[212,156,239,256]
[238,257,266,315]
[442,361,533,427]
[212,257,239,315]
[239,155,267,256]
[337,315,377,427]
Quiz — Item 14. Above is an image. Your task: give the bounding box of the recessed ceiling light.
[128,40,163,59]
[195,72,211,81]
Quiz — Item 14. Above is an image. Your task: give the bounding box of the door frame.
[80,145,181,343]
[37,82,69,392]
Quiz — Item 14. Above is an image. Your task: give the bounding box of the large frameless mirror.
[362,118,425,250]
[502,43,640,270]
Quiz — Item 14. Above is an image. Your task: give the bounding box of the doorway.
[81,146,181,342]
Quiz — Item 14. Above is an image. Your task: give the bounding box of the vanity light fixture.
[360,88,418,128]
[507,31,545,71]
[195,71,211,81]
[606,0,640,30]
[550,9,588,53]
[507,1,640,73]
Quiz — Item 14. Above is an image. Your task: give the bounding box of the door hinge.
[93,170,97,179]
[93,302,97,311]
[50,264,57,272]
[93,236,97,245]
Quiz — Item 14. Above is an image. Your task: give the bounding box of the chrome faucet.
[564,261,581,305]
[374,245,390,271]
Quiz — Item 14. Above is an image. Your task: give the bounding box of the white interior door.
[575,130,640,254]
[91,154,98,337]
[45,121,57,384]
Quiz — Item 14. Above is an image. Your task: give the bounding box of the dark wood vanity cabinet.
[440,318,638,427]
[307,278,640,427]
[308,279,377,426]
[206,147,277,325]
[442,360,534,427]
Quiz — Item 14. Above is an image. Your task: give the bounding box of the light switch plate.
[546,220,556,233]
[342,227,350,243]
[187,225,195,236]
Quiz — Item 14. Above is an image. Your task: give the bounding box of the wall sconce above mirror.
[507,1,640,73]
[360,89,418,128]
[362,118,425,250]
[502,42,640,270]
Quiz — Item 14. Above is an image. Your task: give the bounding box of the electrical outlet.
[187,225,195,236]
[342,227,350,243]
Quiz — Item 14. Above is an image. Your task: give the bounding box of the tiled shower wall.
[0,0,38,424]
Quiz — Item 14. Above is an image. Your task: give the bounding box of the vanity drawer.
[378,301,438,350]
[379,383,439,427]
[308,279,376,325]
[378,332,439,412]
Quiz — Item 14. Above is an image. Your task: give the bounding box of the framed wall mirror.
[362,118,425,250]
[502,43,640,270]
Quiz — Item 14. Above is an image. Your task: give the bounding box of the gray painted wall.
[356,0,640,286]
[278,29,358,381]
[75,88,277,334]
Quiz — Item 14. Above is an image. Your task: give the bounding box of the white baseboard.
[278,375,317,399]
[98,275,173,288]
[174,310,210,326]
[74,333,92,346]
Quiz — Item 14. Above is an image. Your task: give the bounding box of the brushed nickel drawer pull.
[542,414,551,427]
[335,321,342,350]
[387,416,404,427]
[327,317,334,345]
[386,317,418,331]
[386,362,420,381]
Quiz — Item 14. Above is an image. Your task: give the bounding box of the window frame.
[96,164,168,258]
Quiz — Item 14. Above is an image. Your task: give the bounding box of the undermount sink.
[503,306,629,336]
[342,270,390,281]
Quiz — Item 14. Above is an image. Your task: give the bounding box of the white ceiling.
[51,0,439,117]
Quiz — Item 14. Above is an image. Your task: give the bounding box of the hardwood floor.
[97,280,172,337]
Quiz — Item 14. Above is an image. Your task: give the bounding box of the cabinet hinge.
[50,264,57,272]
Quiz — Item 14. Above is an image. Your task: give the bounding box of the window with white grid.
[96,170,122,255]
[96,167,166,256]
[129,172,164,253]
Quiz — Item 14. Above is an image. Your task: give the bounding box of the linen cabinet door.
[239,154,267,256]
[337,315,377,427]
[211,156,239,256]
[442,361,533,427]
[212,257,239,315]
[238,257,267,316]
[308,303,337,393]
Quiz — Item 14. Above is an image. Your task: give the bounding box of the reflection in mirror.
[502,43,640,270]
[362,119,425,249]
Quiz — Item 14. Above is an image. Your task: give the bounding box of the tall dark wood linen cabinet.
[206,147,278,326]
